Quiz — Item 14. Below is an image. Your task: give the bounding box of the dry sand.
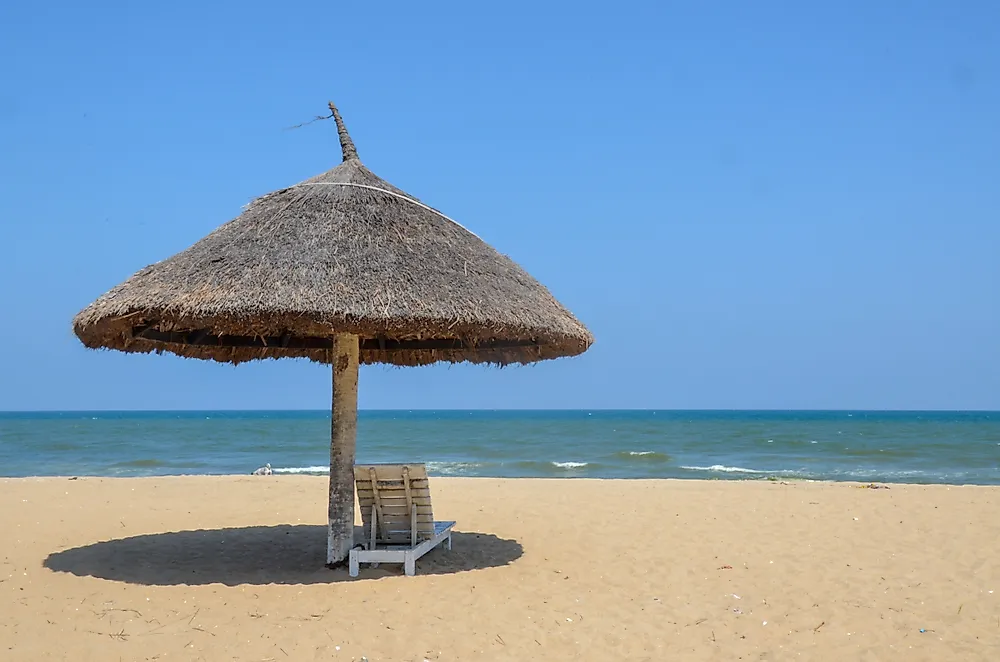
[1,476,998,660]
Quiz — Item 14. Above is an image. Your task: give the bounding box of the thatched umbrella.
[73,102,594,566]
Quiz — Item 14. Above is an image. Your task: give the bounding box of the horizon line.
[2,408,999,414]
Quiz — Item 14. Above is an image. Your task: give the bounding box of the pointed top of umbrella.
[327,101,359,163]
[73,101,594,367]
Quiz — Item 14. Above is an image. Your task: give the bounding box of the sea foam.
[425,461,484,475]
[681,464,767,474]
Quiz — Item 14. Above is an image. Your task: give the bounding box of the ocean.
[0,410,998,484]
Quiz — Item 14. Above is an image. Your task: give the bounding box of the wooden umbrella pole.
[327,333,359,567]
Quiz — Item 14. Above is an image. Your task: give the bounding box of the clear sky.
[1,1,998,410]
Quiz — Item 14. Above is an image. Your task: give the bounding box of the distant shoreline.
[0,474,988,488]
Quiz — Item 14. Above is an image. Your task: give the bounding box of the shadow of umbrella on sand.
[44,526,523,585]
[72,101,593,567]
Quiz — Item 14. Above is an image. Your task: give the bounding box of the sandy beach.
[1,476,998,660]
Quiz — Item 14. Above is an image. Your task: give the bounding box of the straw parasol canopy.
[73,101,594,566]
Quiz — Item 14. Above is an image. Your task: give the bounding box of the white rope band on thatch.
[294,182,481,239]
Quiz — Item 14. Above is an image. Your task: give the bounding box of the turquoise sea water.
[0,410,998,484]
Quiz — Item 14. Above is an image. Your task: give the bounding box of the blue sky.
[1,1,998,410]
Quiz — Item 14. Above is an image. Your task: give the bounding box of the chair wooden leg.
[404,551,415,576]
[349,550,360,577]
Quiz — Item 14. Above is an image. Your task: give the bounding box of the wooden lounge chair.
[349,463,456,577]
